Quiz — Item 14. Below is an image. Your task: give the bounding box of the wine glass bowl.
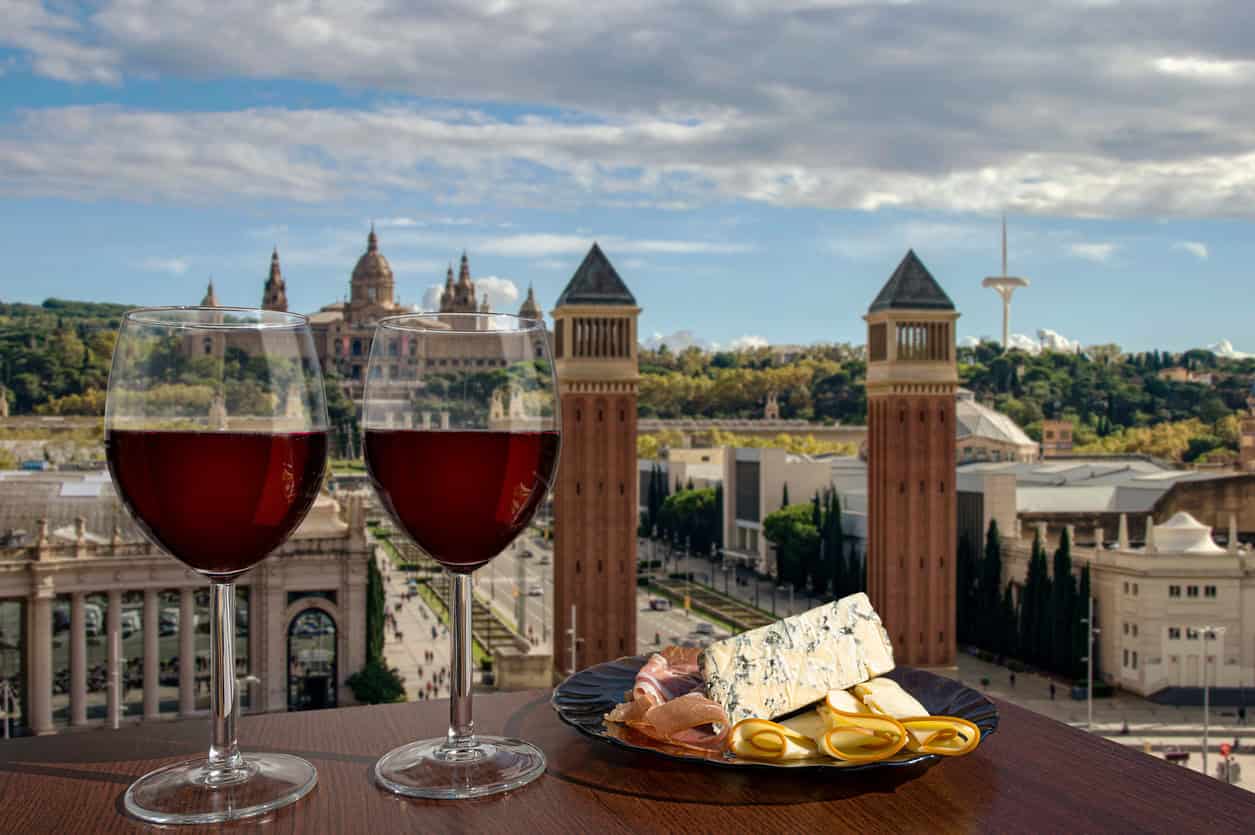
[105,306,329,824]
[364,312,559,799]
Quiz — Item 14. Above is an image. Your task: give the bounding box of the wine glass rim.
[376,312,546,335]
[123,306,311,331]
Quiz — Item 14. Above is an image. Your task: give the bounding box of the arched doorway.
[287,609,337,711]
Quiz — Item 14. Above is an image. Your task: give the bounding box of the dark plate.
[552,655,999,771]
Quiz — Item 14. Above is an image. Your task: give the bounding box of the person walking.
[1049,682,1056,701]
[1010,672,1016,688]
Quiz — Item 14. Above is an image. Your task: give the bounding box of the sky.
[1,0,1254,354]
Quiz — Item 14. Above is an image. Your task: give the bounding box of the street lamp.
[777,584,794,616]
[1080,596,1100,732]
[1191,624,1227,777]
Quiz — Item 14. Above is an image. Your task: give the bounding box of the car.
[520,550,534,559]
[693,622,714,636]
[648,597,672,611]
[537,555,551,566]
[527,582,543,597]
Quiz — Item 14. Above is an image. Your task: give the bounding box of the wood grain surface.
[0,691,1250,834]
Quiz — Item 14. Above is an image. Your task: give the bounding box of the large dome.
[352,227,393,285]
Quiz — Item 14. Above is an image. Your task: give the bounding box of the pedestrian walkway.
[380,568,455,702]
[945,652,1251,791]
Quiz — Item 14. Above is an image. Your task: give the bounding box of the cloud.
[642,330,714,352]
[417,275,519,311]
[1004,331,1082,355]
[1173,240,1208,260]
[475,276,520,308]
[8,2,1255,217]
[480,234,750,258]
[728,335,769,350]
[1208,340,1254,360]
[1067,242,1117,262]
[139,256,189,275]
[377,217,423,227]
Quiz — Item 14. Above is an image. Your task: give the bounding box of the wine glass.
[105,307,329,824]
[365,312,559,799]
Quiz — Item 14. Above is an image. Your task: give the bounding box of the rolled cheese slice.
[852,678,928,720]
[700,593,895,724]
[728,718,819,761]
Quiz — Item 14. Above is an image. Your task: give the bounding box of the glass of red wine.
[105,307,328,824]
[365,312,559,799]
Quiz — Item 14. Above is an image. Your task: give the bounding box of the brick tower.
[262,247,288,312]
[864,250,959,667]
[552,243,640,676]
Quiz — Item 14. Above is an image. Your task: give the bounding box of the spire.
[263,247,288,311]
[201,278,219,307]
[1001,213,1008,276]
[867,250,955,313]
[555,243,636,307]
[367,223,378,253]
[519,282,542,319]
[457,251,472,286]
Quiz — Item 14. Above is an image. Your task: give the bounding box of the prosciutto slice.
[604,648,730,753]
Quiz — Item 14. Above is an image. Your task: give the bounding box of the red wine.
[365,429,559,572]
[107,430,327,576]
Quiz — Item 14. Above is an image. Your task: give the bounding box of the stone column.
[143,589,160,720]
[29,587,54,735]
[70,592,87,726]
[179,588,196,715]
[1118,514,1130,550]
[106,589,121,725]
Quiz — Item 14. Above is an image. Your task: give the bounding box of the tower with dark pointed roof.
[551,243,640,675]
[262,248,288,312]
[201,279,219,307]
[864,250,959,667]
[450,252,477,313]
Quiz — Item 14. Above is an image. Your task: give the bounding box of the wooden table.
[1,691,1251,833]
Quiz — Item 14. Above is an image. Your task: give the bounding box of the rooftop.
[555,243,636,307]
[868,249,955,313]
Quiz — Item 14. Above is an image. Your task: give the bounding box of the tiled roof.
[555,243,636,307]
[868,250,955,313]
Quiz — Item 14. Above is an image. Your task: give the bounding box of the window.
[1133,584,1138,596]
[1132,625,1138,637]
[352,339,362,356]
[1187,628,1200,640]
[1205,586,1217,598]
[1123,649,1129,666]
[1132,652,1138,670]
[1168,627,1181,640]
[1187,586,1199,598]
[1169,585,1181,598]
[1123,623,1129,635]
[388,340,398,356]
[1123,582,1129,594]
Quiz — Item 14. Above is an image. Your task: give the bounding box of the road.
[639,538,820,618]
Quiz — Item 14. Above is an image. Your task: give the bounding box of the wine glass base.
[374,736,546,800]
[123,753,317,825]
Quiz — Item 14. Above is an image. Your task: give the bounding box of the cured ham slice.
[605,648,730,752]
[633,651,704,706]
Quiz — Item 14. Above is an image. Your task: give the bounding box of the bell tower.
[864,250,959,667]
[551,243,640,675]
[262,247,288,312]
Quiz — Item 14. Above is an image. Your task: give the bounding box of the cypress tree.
[1074,563,1093,679]
[1051,528,1076,674]
[956,532,976,645]
[1001,583,1019,659]
[1020,531,1051,666]
[809,492,823,594]
[687,476,695,491]
[828,491,845,599]
[978,519,1003,648]
[713,482,724,550]
[782,482,790,507]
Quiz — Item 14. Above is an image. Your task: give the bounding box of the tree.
[1074,563,1093,679]
[1051,528,1076,674]
[365,558,386,664]
[825,490,846,599]
[346,658,406,705]
[955,532,978,645]
[713,482,725,550]
[763,503,817,590]
[978,519,1004,645]
[1019,531,1052,667]
[782,482,790,507]
[1000,584,1019,659]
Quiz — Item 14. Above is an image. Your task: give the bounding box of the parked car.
[693,622,714,636]
[527,582,543,597]
[649,597,672,611]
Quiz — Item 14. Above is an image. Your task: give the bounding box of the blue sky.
[1,1,1253,354]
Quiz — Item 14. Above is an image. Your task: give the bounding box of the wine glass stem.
[208,580,244,781]
[447,572,475,751]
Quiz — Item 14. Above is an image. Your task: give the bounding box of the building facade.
[1040,419,1074,458]
[864,250,959,668]
[720,447,831,574]
[0,472,369,736]
[551,244,640,675]
[955,389,1039,464]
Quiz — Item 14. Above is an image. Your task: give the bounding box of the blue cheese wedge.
[699,592,895,724]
